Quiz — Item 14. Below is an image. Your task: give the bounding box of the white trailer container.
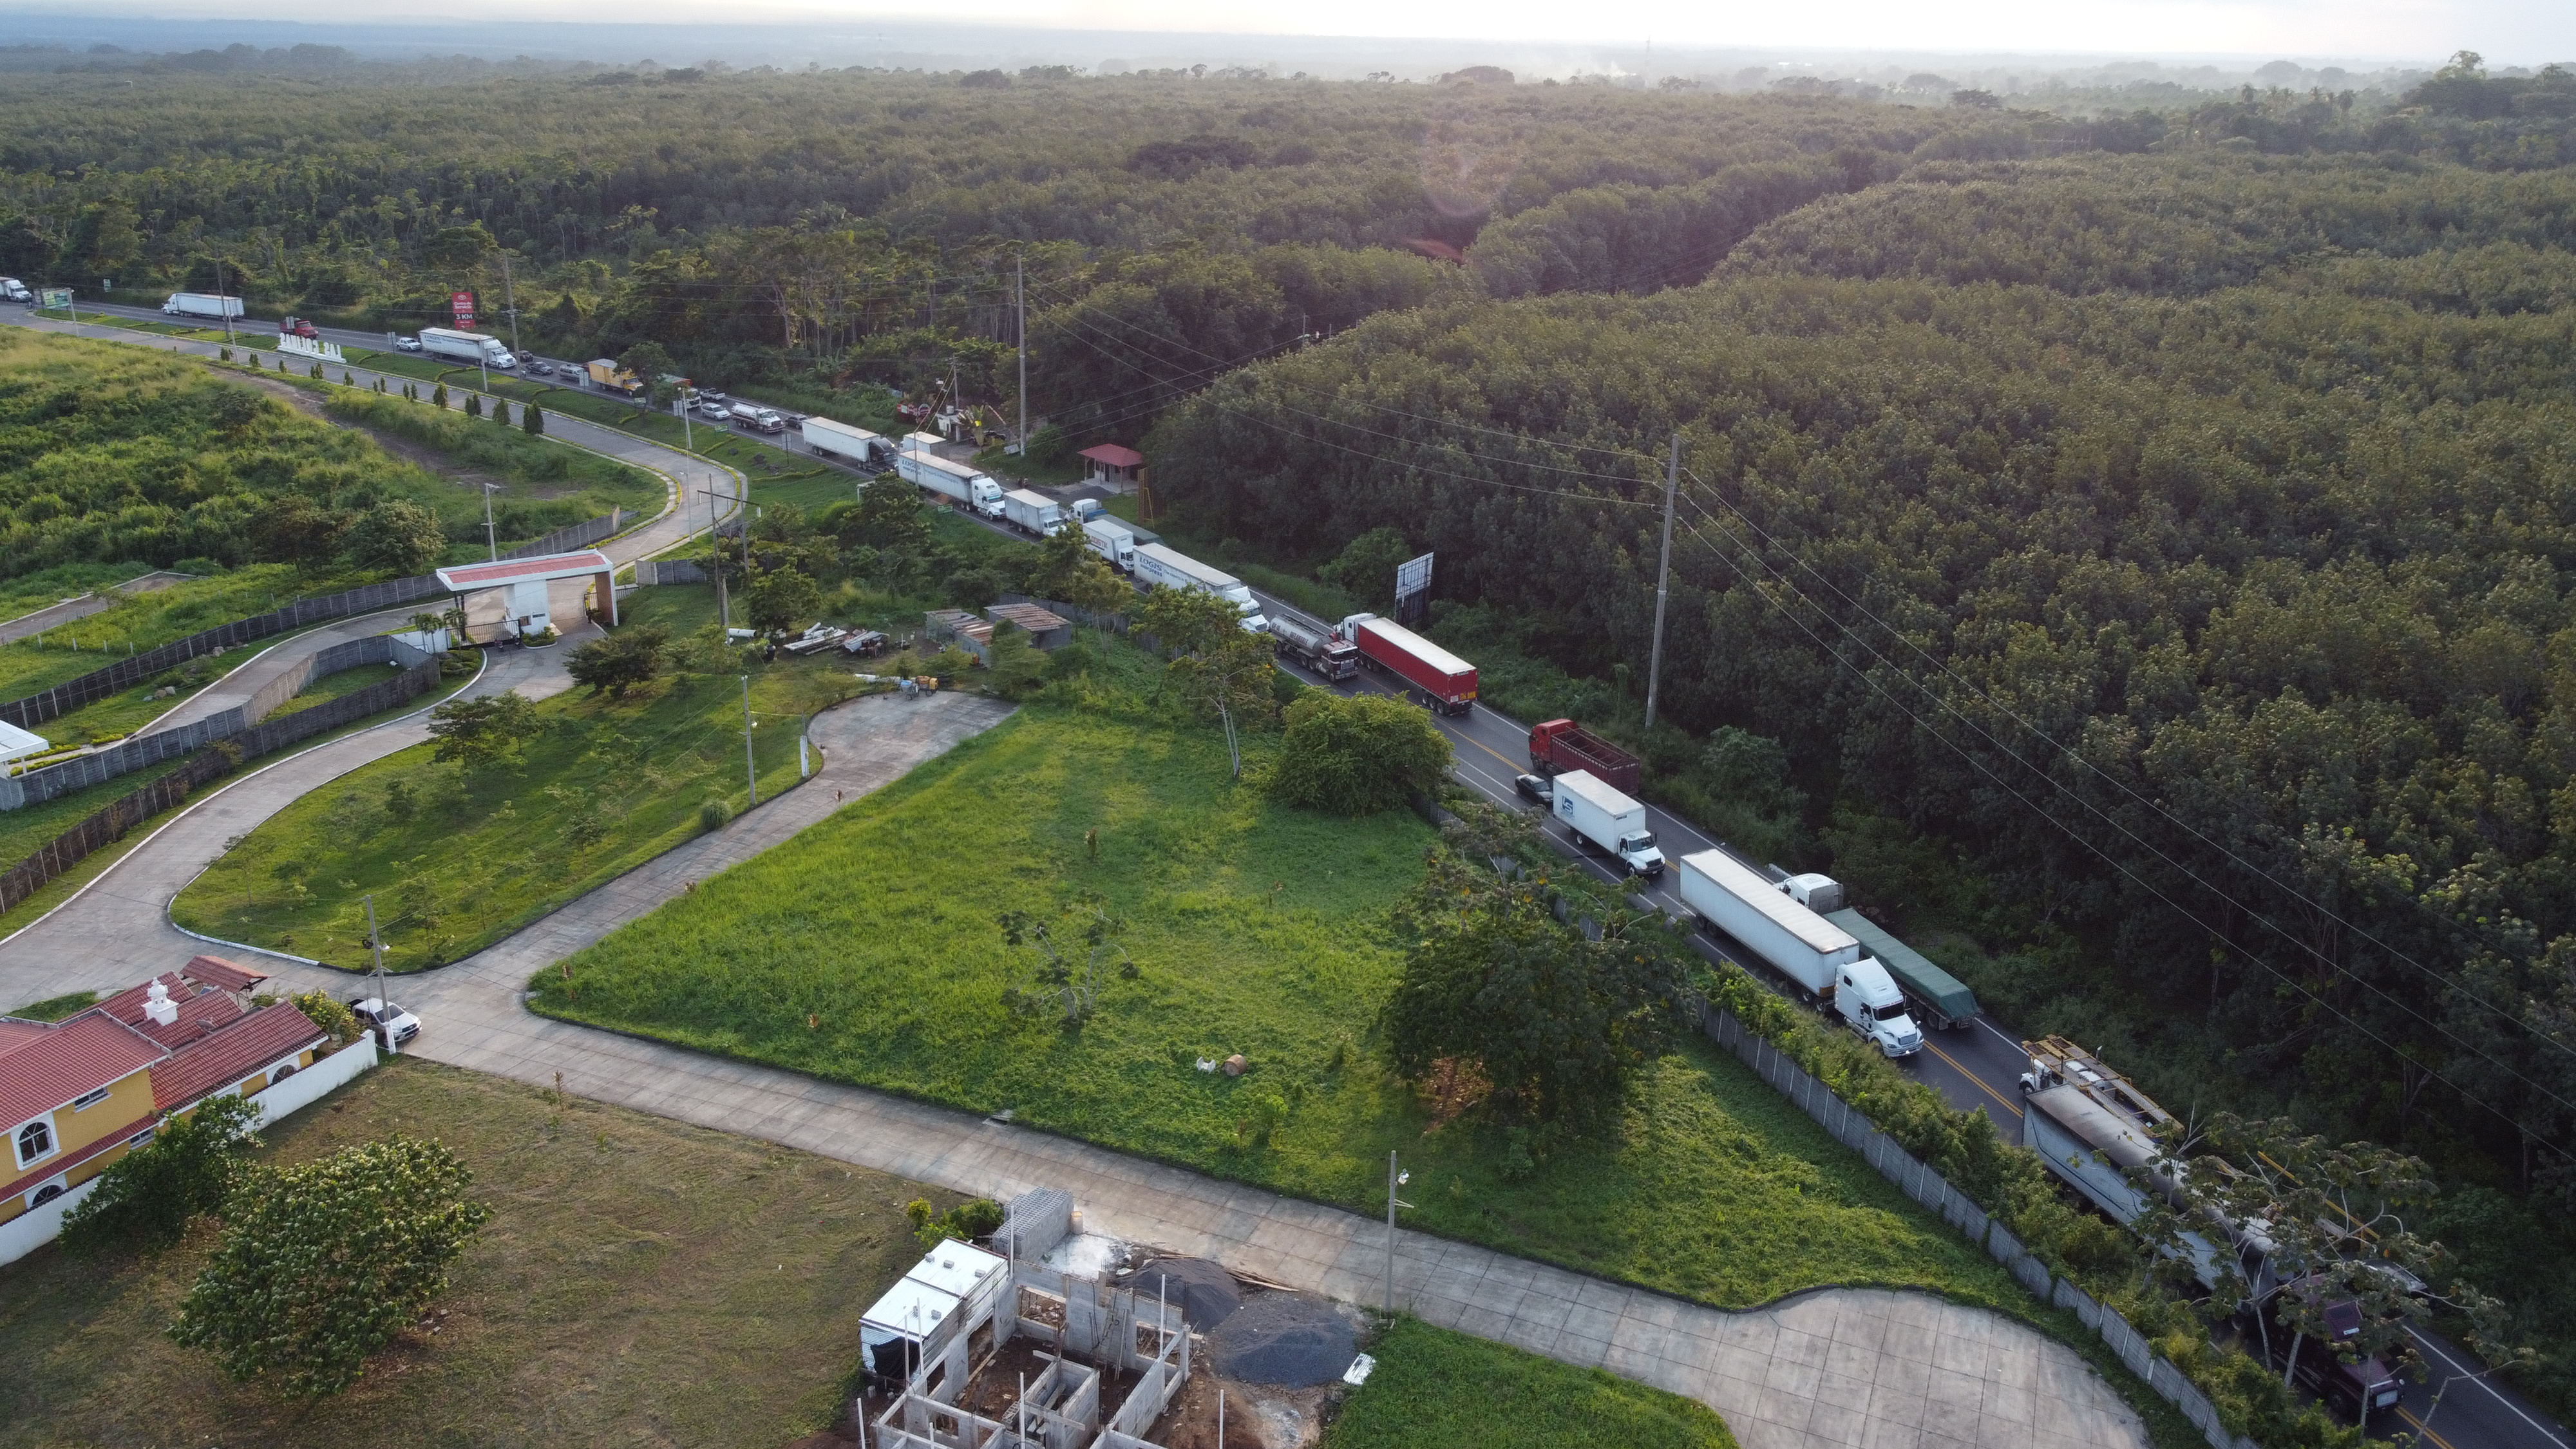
[417,326,516,368]
[802,414,889,468]
[1675,848,1859,995]
[162,292,244,320]
[1549,770,1665,878]
[1084,517,1139,571]
[1132,543,1266,632]
[1001,488,1067,535]
[896,434,1004,517]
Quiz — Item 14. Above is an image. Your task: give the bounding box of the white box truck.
[1131,543,1266,632]
[163,292,244,321]
[417,326,516,369]
[802,414,889,468]
[1084,517,1139,571]
[896,433,1004,518]
[1001,488,1067,535]
[1550,770,1665,878]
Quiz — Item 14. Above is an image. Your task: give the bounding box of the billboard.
[38,289,69,310]
[450,291,476,324]
[1394,551,1434,625]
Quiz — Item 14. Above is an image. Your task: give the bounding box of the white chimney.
[142,981,178,1027]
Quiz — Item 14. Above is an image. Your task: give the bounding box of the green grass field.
[0,566,361,702]
[529,686,2041,1319]
[1324,1317,1738,1449]
[171,591,862,969]
[0,1057,952,1448]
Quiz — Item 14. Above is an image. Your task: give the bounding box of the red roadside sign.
[450,291,476,324]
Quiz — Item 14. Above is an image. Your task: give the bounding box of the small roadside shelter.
[434,550,617,643]
[1077,444,1144,486]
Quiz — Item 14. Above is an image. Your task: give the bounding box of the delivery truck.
[1133,544,1267,632]
[1824,907,1980,1029]
[1551,770,1665,878]
[163,292,245,321]
[585,359,645,397]
[1271,612,1359,679]
[1084,517,1139,571]
[1528,719,1641,793]
[800,413,887,468]
[1338,614,1476,715]
[896,433,1005,518]
[1001,489,1068,536]
[419,326,516,369]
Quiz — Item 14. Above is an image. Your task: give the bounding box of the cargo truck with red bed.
[1528,719,1640,793]
[1338,614,1476,714]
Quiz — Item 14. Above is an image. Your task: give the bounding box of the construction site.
[854,1190,1368,1449]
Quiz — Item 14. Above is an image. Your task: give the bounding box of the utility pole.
[696,486,731,628]
[741,674,759,807]
[1643,431,1679,734]
[365,894,395,1057]
[1383,1151,1410,1312]
[1015,256,1030,453]
[499,252,522,356]
[216,257,234,347]
[483,481,500,561]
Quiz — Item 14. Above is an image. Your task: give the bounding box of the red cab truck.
[1528,719,1641,793]
[1339,614,1477,715]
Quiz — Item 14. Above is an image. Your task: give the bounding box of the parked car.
[1515,772,1553,803]
[393,334,424,352]
[346,995,422,1046]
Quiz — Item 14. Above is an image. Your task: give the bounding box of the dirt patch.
[1150,1369,1275,1449]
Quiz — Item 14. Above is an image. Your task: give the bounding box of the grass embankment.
[0,1057,949,1448]
[171,589,858,969]
[1325,1317,1738,1449]
[0,565,357,705]
[316,390,663,554]
[529,674,2041,1320]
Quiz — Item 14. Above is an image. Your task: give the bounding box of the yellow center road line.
[1924,1037,2025,1120]
[2400,1405,2459,1449]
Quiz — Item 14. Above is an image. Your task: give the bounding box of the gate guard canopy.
[434,550,617,641]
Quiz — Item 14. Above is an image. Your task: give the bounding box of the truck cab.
[1614,829,1664,878]
[279,316,319,339]
[2240,1276,2406,1425]
[1776,873,1844,913]
[1830,959,1923,1057]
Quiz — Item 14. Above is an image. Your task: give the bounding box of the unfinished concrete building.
[867,1190,1194,1449]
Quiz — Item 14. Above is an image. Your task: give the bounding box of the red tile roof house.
[1,954,377,1265]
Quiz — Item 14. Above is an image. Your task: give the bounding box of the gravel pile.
[1204,1292,1356,1388]
[1132,1256,1242,1331]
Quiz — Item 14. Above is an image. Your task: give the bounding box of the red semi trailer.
[1528,719,1642,793]
[1339,614,1477,714]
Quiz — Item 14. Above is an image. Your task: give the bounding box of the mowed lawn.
[0,1058,947,1448]
[535,702,2038,1317]
[1324,1317,1738,1449]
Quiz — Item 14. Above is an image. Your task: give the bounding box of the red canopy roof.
[1078,444,1144,469]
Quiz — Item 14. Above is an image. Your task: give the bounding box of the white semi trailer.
[1001,489,1067,535]
[1675,849,1924,1056]
[1131,543,1266,632]
[417,326,516,368]
[162,292,245,321]
[1084,517,1139,571]
[801,414,891,468]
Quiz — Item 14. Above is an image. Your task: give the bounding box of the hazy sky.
[346,0,2562,64]
[50,0,2575,66]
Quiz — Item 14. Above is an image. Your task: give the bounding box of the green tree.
[64,196,140,278]
[59,1095,261,1258]
[431,381,448,408]
[463,392,482,419]
[254,497,348,573]
[342,499,446,576]
[1140,585,1277,776]
[1270,690,1453,815]
[166,1138,493,1399]
[743,565,823,634]
[1317,526,1413,612]
[982,618,1048,697]
[426,692,542,772]
[565,622,670,699]
[1381,854,1688,1122]
[291,989,364,1047]
[522,401,544,436]
[618,341,677,404]
[489,398,510,426]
